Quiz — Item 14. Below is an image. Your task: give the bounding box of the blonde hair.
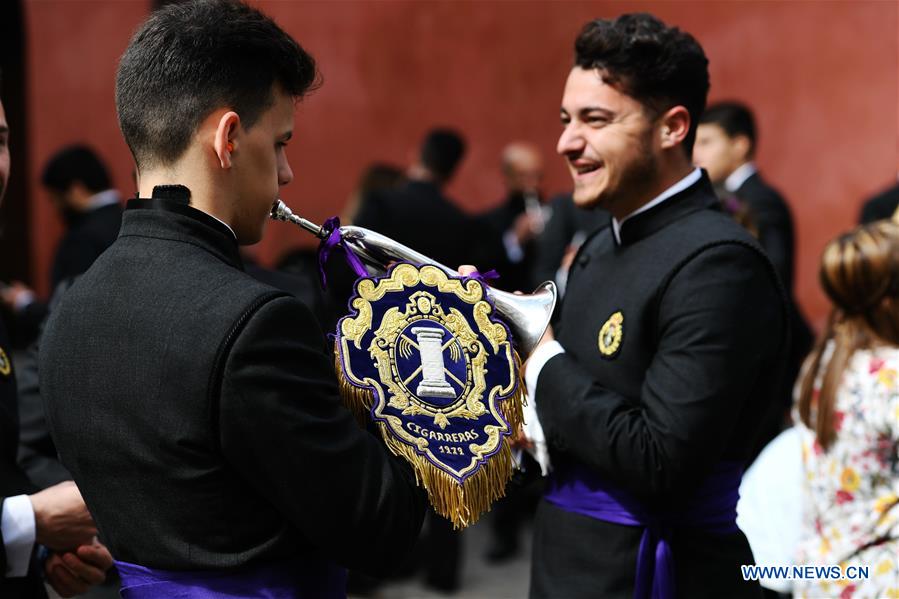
[797,220,899,449]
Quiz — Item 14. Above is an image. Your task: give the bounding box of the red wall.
[23,1,899,329]
[24,1,147,296]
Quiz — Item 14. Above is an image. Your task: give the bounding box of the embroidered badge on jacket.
[0,346,10,378]
[598,311,624,358]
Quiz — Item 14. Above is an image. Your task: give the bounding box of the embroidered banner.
[335,263,524,528]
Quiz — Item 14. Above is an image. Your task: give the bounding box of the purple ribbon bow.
[466,268,500,285]
[317,217,368,288]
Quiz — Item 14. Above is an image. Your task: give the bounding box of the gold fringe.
[335,347,527,529]
[335,351,373,428]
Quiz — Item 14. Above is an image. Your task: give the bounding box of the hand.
[45,539,113,597]
[29,481,97,551]
[457,265,477,277]
[512,212,543,244]
[511,424,534,450]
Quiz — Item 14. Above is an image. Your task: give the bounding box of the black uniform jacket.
[532,192,608,289]
[50,202,123,291]
[475,191,543,293]
[354,180,489,269]
[531,175,787,599]
[1,321,44,598]
[39,194,426,575]
[734,172,794,292]
[859,182,899,224]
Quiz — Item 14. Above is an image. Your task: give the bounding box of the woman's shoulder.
[850,345,899,375]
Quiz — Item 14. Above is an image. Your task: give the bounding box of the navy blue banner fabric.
[334,263,523,526]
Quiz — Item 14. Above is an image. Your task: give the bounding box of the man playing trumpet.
[40,1,426,596]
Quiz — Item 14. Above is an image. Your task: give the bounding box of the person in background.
[693,100,812,460]
[793,220,899,598]
[478,142,548,293]
[693,101,794,290]
[0,65,112,599]
[1,145,122,348]
[859,181,899,224]
[354,128,485,272]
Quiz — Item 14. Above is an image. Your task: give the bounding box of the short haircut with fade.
[116,0,320,171]
[574,13,709,155]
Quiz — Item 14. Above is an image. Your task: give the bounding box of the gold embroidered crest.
[335,263,524,528]
[0,346,10,377]
[598,311,624,358]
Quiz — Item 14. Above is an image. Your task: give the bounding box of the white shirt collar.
[724,162,757,193]
[86,189,121,209]
[612,167,702,244]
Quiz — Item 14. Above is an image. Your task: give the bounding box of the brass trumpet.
[270,199,557,355]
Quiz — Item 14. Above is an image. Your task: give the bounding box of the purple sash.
[544,461,742,599]
[114,557,347,599]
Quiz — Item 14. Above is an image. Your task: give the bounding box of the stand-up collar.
[724,162,757,193]
[120,185,243,269]
[615,171,719,246]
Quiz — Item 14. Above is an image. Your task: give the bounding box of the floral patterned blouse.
[794,344,899,599]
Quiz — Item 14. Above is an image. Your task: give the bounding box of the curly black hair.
[116,0,321,170]
[575,13,709,154]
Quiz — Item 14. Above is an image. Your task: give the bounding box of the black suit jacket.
[531,175,786,598]
[6,202,122,350]
[476,192,538,292]
[734,172,794,292]
[40,194,426,576]
[16,280,75,489]
[50,202,122,290]
[532,193,608,288]
[0,321,45,598]
[354,180,488,269]
[859,182,899,224]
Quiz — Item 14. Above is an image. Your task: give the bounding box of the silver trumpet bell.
[271,199,557,356]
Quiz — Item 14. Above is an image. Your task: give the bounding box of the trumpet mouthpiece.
[270,199,326,239]
[270,199,293,222]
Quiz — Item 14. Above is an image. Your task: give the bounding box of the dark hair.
[574,13,709,154]
[116,0,320,170]
[41,145,111,193]
[798,221,899,450]
[357,163,405,196]
[699,101,756,154]
[420,128,466,183]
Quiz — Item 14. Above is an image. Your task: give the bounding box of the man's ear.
[66,181,92,209]
[213,111,240,169]
[732,134,753,161]
[658,106,691,150]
